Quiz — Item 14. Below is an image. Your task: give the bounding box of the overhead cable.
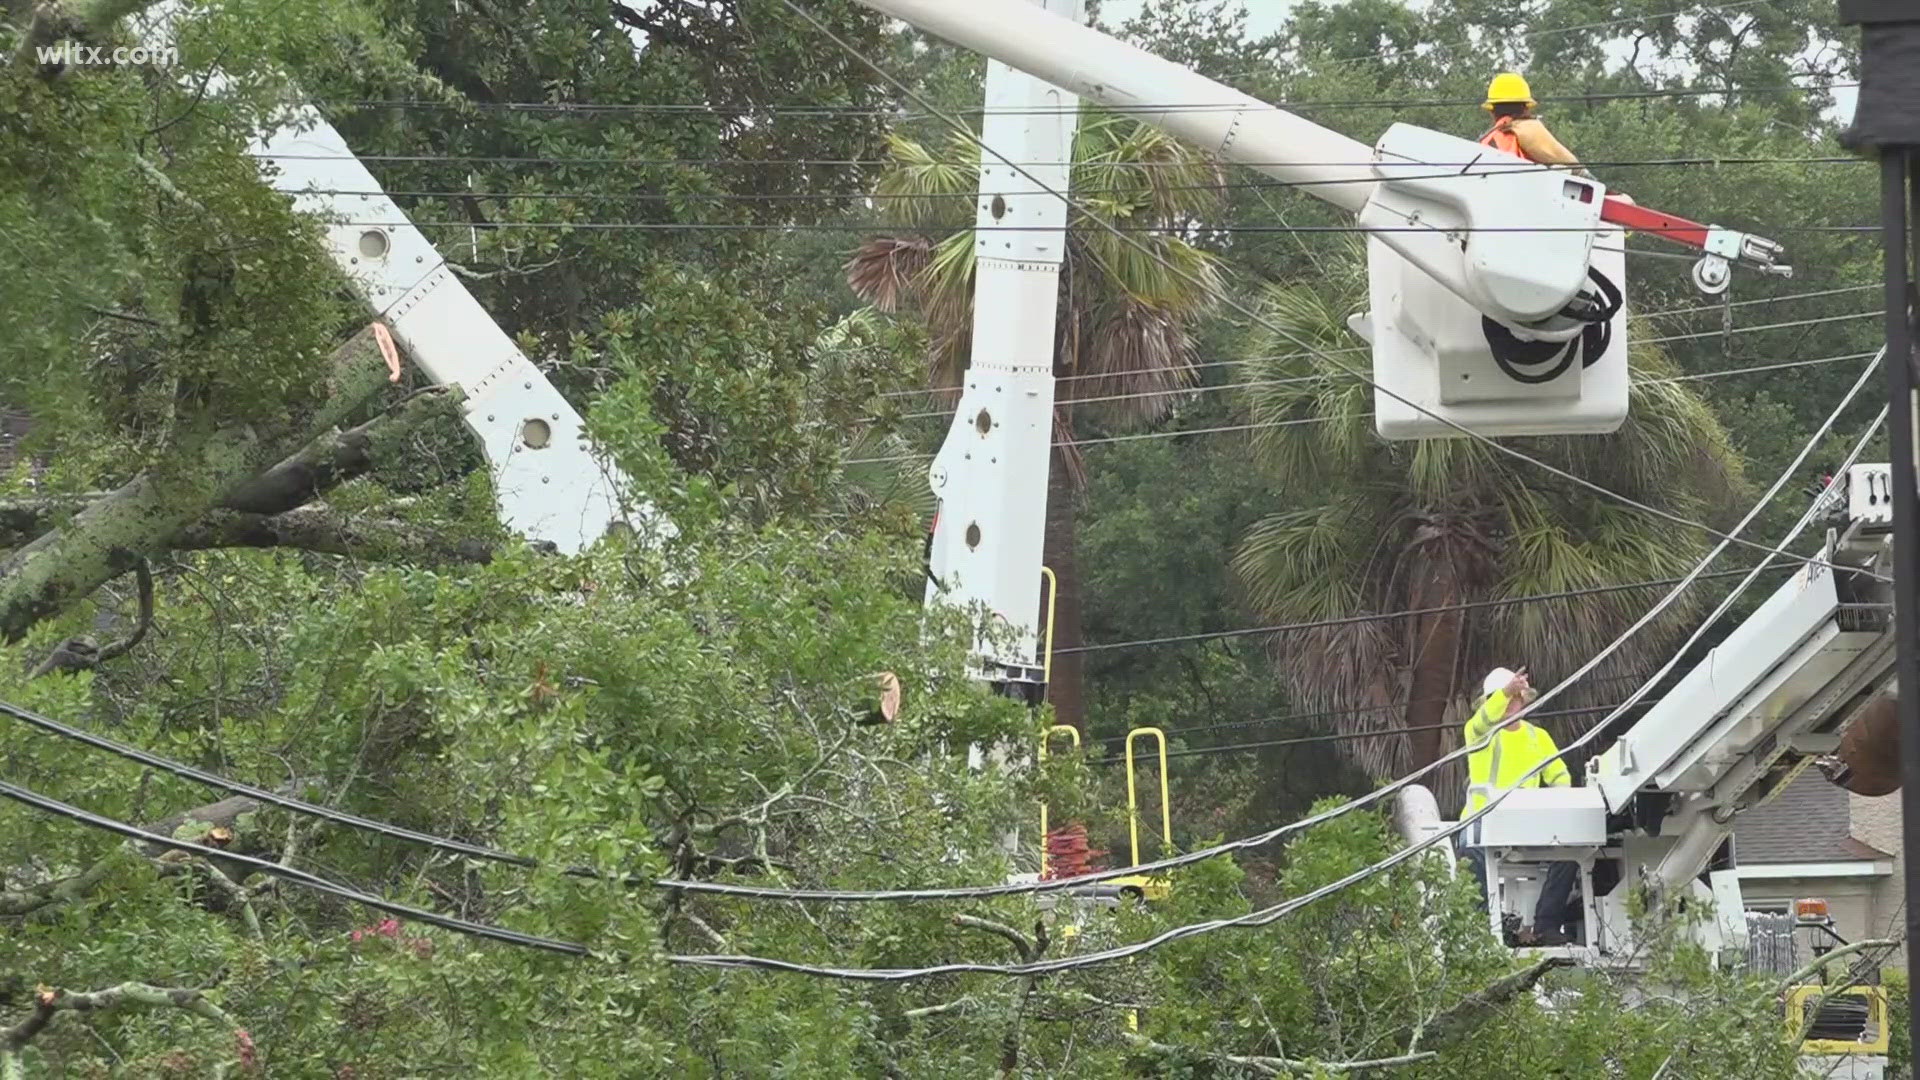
[0,779,592,956]
[325,79,1852,118]
[658,350,1881,973]
[781,0,1884,609]
[887,346,1881,422]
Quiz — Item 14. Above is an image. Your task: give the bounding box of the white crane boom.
[139,5,668,556]
[923,0,1081,697]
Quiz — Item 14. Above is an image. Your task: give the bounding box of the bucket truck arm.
[250,111,670,554]
[856,0,1794,440]
[140,3,666,554]
[852,0,1790,329]
[1418,465,1897,970]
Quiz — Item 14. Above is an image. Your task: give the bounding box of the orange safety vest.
[1480,115,1525,160]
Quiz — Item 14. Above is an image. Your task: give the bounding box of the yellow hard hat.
[1483,72,1537,111]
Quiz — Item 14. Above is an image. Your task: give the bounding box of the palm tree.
[1231,236,1747,801]
[846,112,1225,731]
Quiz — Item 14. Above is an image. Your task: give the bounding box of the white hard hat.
[1482,667,1515,699]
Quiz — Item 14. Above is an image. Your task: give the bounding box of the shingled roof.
[1734,771,1892,864]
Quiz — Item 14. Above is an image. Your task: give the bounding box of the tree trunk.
[0,329,391,642]
[1401,527,1467,773]
[1041,446,1085,734]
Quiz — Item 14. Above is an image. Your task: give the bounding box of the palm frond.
[844,236,932,314]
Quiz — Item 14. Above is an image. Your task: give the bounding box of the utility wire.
[0,699,640,886]
[887,347,1880,421]
[1062,563,1796,656]
[0,779,591,956]
[315,218,1880,235]
[324,79,1852,118]
[248,151,1868,169]
[657,349,1880,974]
[659,5,1894,911]
[851,333,1885,462]
[875,287,1883,398]
[1089,701,1652,765]
[1109,669,1673,741]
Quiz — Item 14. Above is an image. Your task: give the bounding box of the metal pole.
[1884,147,1920,1056]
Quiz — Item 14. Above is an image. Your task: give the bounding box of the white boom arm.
[923,0,1080,697]
[1424,465,1898,966]
[140,5,667,555]
[251,112,669,553]
[861,0,1634,333]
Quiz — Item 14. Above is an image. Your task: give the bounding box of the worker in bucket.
[1478,72,1587,176]
[1461,665,1582,946]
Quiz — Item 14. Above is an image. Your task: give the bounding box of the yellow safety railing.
[1787,984,1890,1055]
[1039,566,1058,685]
[1037,724,1079,878]
[1126,727,1171,865]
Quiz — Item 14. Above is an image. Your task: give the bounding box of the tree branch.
[12,0,159,73]
[1122,1033,1437,1076]
[1411,955,1574,1052]
[2,981,243,1076]
[174,506,495,564]
[950,914,1036,963]
[1775,937,1899,994]
[0,328,391,643]
[28,559,152,678]
[0,849,125,917]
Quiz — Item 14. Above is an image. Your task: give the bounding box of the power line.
[0,779,591,956]
[656,350,1880,975]
[888,347,1880,421]
[310,218,1881,235]
[1096,669,1675,743]
[851,339,1886,463]
[0,698,642,886]
[246,151,1868,170]
[1062,563,1797,655]
[275,160,1871,207]
[320,76,1853,119]
[646,8,1884,918]
[1089,701,1650,765]
[875,288,1883,399]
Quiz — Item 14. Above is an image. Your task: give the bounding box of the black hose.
[1481,266,1624,385]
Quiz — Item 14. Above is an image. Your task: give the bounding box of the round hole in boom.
[965,522,982,549]
[521,418,552,449]
[975,408,993,434]
[357,229,391,259]
[990,194,1007,220]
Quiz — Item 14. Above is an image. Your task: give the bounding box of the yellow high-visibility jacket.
[1463,688,1571,816]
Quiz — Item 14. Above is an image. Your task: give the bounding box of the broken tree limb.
[28,559,151,678]
[1,981,244,1079]
[1410,955,1574,1053]
[0,849,126,917]
[174,506,495,564]
[0,386,462,557]
[1121,1033,1437,1076]
[0,329,390,643]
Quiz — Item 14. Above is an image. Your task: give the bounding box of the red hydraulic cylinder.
[1599,196,1712,249]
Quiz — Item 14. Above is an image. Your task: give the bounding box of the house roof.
[1733,772,1880,864]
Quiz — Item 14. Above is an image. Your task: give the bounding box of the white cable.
[664,349,1884,977]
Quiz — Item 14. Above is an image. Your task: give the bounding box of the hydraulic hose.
[1481,266,1624,385]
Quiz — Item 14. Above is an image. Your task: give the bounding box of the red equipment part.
[1042,823,1104,880]
[1600,196,1712,248]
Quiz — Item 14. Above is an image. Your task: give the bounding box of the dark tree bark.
[1041,446,1085,734]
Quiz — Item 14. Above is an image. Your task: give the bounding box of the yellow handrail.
[1038,566,1058,685]
[1125,727,1171,866]
[1038,724,1080,877]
